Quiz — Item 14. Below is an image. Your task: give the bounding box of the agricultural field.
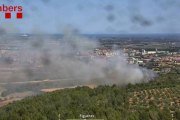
[127,74,180,114]
[129,87,180,113]
[0,91,34,107]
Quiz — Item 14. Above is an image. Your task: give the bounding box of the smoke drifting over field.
[0,24,157,88]
[18,31,156,86]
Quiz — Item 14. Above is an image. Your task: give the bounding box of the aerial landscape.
[0,0,180,120]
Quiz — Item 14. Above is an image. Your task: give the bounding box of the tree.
[174,109,180,120]
[158,108,171,120]
[139,110,149,120]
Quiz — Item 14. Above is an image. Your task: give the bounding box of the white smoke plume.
[21,30,156,86]
[0,27,157,88]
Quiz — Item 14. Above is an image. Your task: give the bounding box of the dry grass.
[0,91,35,107]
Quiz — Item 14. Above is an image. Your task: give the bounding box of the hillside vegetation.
[0,74,180,120]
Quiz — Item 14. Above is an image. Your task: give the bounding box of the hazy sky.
[0,0,180,34]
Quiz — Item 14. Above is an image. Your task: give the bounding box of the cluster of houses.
[93,48,180,66]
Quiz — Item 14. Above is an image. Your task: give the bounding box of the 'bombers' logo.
[0,4,23,19]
